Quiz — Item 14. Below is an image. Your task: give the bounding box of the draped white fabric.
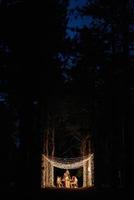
[42,154,93,169]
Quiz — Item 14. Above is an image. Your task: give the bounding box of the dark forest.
[0,0,133,198]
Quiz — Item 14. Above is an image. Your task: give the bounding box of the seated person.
[70,176,78,188]
[56,176,63,188]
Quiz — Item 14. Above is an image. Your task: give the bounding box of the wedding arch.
[41,153,94,188]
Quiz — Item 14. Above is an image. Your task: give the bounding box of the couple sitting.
[56,170,78,188]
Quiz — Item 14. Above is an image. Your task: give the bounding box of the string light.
[41,154,94,188]
[43,154,92,169]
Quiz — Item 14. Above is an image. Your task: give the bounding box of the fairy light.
[41,154,94,188]
[43,154,92,169]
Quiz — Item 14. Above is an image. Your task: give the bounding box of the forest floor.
[36,187,129,200]
[1,187,130,200]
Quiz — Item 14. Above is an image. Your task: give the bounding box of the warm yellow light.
[41,154,94,188]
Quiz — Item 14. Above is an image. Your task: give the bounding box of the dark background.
[0,0,133,198]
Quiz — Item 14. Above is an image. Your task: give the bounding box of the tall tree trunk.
[52,128,55,158]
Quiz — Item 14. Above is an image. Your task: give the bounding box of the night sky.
[67,0,91,38]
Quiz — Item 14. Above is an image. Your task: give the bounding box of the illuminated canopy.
[43,154,93,169]
[42,154,94,188]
